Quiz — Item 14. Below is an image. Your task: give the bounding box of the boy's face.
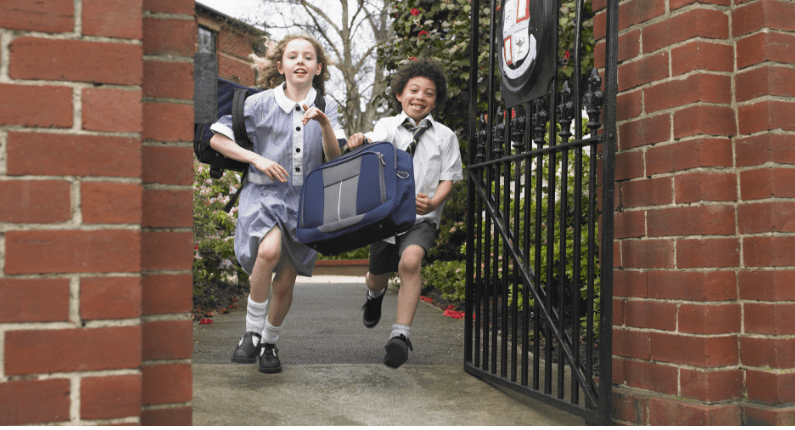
[396,76,437,123]
[277,38,322,88]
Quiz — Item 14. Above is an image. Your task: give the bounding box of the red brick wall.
[0,0,193,425]
[141,0,195,425]
[596,0,795,425]
[195,10,260,86]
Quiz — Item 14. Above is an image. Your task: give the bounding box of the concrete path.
[192,277,586,426]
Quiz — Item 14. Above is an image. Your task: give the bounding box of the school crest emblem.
[498,0,556,107]
[502,0,537,79]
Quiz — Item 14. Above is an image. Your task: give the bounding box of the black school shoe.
[258,343,282,373]
[384,334,413,369]
[231,331,262,364]
[362,287,386,328]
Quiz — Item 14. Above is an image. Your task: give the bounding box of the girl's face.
[277,38,322,88]
[396,76,437,123]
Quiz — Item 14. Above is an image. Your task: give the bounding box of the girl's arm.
[416,180,454,215]
[209,133,289,182]
[302,104,341,161]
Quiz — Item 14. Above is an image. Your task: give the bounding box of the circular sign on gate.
[498,0,557,108]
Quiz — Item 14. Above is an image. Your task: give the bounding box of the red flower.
[418,30,428,39]
[420,296,432,302]
[444,309,465,319]
[199,318,213,325]
[410,8,420,16]
[564,50,571,60]
[410,56,417,61]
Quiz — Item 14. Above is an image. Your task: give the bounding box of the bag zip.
[376,152,386,203]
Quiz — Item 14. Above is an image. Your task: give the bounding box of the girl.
[209,34,343,373]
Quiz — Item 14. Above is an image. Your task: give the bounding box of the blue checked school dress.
[210,85,344,276]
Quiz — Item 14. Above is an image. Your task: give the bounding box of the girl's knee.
[256,234,281,267]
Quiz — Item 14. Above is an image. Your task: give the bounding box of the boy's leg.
[362,240,398,328]
[231,227,282,364]
[394,244,425,326]
[383,245,425,368]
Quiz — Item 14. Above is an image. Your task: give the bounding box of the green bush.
[193,161,249,303]
[422,260,466,303]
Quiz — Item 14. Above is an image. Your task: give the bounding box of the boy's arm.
[416,180,454,216]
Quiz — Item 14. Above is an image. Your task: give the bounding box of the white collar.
[398,110,435,128]
[274,84,318,113]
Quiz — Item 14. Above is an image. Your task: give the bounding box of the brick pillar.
[0,0,144,425]
[139,0,195,426]
[0,0,195,425]
[595,0,795,425]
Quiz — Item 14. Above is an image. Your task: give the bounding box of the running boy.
[209,34,344,373]
[347,57,463,368]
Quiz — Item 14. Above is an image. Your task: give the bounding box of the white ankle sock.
[262,319,282,344]
[245,296,269,345]
[390,323,411,340]
[368,286,387,299]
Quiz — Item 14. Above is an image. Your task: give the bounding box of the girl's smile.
[277,38,322,88]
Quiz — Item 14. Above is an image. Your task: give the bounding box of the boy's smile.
[277,38,322,88]
[396,76,437,123]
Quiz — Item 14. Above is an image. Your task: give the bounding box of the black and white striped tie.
[402,119,430,157]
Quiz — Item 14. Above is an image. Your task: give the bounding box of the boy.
[347,57,463,368]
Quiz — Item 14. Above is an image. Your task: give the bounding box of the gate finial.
[583,69,604,133]
[557,81,574,141]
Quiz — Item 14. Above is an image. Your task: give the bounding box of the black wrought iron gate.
[463,0,617,425]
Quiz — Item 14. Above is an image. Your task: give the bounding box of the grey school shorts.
[368,221,437,275]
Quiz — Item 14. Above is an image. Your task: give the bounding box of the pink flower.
[411,8,420,16]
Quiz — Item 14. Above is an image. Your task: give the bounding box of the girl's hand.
[301,104,329,126]
[252,156,289,183]
[347,133,367,150]
[416,193,436,215]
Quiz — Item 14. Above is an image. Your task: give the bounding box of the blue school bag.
[296,141,417,256]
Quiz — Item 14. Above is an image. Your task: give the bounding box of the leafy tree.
[249,0,395,137]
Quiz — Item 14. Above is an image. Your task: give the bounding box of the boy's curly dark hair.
[390,56,448,111]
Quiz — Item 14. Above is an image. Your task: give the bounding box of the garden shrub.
[193,161,249,310]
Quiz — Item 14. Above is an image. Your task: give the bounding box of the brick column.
[734,0,795,425]
[139,0,195,426]
[0,0,196,425]
[0,0,144,425]
[595,0,795,425]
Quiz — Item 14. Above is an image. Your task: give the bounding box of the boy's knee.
[398,246,424,275]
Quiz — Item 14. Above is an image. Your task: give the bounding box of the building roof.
[195,1,267,36]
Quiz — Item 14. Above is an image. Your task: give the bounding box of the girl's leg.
[232,227,284,363]
[266,258,298,327]
[249,227,284,303]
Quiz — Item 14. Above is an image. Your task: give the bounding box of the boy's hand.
[416,193,437,215]
[252,156,288,183]
[347,132,367,150]
[301,104,329,126]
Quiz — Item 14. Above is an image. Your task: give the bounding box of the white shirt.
[365,111,464,227]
